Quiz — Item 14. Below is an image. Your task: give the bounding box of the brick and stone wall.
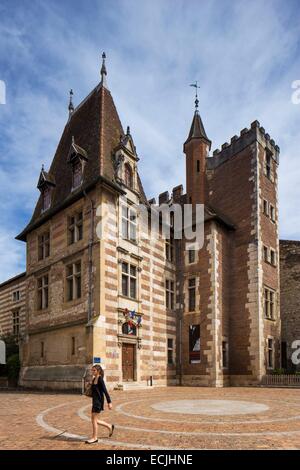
[0,273,26,338]
[280,240,300,371]
[20,187,100,389]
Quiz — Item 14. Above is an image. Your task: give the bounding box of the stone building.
[0,273,26,340]
[280,240,300,371]
[14,55,281,390]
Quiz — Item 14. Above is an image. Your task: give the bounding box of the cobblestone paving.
[1,387,300,450]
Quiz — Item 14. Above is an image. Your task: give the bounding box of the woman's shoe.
[85,438,98,444]
[109,424,115,437]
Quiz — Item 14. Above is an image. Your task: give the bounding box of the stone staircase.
[114,381,154,391]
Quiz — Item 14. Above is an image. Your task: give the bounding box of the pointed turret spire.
[68,89,74,117]
[185,82,211,149]
[100,52,108,88]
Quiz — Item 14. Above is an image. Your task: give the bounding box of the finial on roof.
[190,81,200,113]
[126,126,130,135]
[100,52,108,88]
[41,164,44,172]
[68,89,74,117]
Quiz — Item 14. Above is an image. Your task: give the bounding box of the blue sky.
[0,0,300,282]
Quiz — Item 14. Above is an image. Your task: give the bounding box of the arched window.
[124,164,133,188]
[122,321,136,336]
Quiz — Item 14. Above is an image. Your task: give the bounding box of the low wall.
[19,365,89,392]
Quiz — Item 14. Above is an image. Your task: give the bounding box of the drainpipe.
[179,316,182,386]
[83,188,95,324]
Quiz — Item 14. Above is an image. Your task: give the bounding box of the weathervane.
[68,89,74,117]
[190,81,200,111]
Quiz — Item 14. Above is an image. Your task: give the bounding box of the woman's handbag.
[84,382,93,397]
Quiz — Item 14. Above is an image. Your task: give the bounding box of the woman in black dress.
[85,364,115,444]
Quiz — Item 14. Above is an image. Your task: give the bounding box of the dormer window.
[37,166,56,213]
[67,138,88,191]
[42,186,52,211]
[72,161,82,189]
[124,163,133,188]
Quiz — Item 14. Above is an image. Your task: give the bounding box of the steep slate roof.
[16,82,148,241]
[185,111,211,148]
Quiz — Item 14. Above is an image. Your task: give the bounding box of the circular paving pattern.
[27,388,300,449]
[151,399,269,415]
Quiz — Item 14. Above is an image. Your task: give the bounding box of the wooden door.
[122,343,135,381]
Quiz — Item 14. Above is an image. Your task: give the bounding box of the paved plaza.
[1,387,300,450]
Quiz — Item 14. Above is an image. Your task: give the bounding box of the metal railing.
[261,374,300,387]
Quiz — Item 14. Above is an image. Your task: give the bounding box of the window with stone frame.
[167,338,174,365]
[188,278,196,312]
[270,248,277,266]
[189,324,200,364]
[38,231,50,260]
[267,338,274,369]
[188,248,196,264]
[270,204,276,222]
[265,150,273,181]
[165,279,175,310]
[37,274,49,310]
[166,237,174,263]
[71,336,76,355]
[42,186,52,212]
[66,261,82,301]
[264,287,276,320]
[124,163,133,189]
[72,160,83,189]
[12,290,20,302]
[68,211,83,244]
[121,262,137,299]
[263,245,269,263]
[121,206,137,242]
[12,309,20,337]
[222,341,229,368]
[263,199,269,216]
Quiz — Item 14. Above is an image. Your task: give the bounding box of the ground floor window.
[222,341,228,368]
[267,338,274,369]
[12,310,20,337]
[189,324,200,364]
[167,338,173,365]
[281,341,287,369]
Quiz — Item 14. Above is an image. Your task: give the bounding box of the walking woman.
[85,364,115,444]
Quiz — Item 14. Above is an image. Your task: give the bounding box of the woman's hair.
[92,364,104,377]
